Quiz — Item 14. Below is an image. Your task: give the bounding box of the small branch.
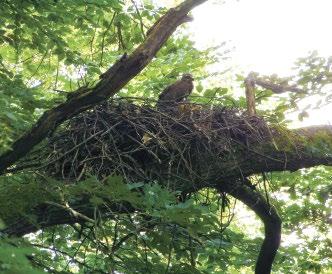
[116,23,126,50]
[244,72,305,116]
[45,201,95,223]
[32,243,107,273]
[99,12,117,66]
[245,72,256,116]
[254,78,305,94]
[130,0,146,39]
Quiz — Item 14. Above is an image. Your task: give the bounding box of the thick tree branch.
[0,0,207,174]
[219,180,281,274]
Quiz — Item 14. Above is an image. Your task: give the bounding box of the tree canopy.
[0,1,331,274]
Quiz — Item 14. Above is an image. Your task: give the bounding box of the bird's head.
[182,73,194,82]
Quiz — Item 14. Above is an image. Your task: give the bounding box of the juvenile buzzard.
[157,74,194,109]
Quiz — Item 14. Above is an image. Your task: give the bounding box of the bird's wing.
[174,81,193,102]
[158,82,177,101]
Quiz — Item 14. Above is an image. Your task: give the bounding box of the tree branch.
[245,72,256,116]
[254,78,305,94]
[244,72,305,116]
[219,180,281,274]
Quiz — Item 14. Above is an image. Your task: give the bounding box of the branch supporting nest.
[218,180,282,274]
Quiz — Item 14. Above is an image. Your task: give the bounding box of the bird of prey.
[157,74,194,110]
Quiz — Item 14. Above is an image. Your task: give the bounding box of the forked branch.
[244,72,305,116]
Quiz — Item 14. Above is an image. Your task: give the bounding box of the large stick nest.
[38,99,273,191]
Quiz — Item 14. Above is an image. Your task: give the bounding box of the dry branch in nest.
[34,98,273,192]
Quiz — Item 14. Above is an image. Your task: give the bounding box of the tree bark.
[245,72,257,115]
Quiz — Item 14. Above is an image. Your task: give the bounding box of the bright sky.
[190,0,332,76]
[153,0,332,126]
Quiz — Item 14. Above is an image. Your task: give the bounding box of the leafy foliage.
[0,238,45,274]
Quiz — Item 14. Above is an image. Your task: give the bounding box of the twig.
[45,201,95,223]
